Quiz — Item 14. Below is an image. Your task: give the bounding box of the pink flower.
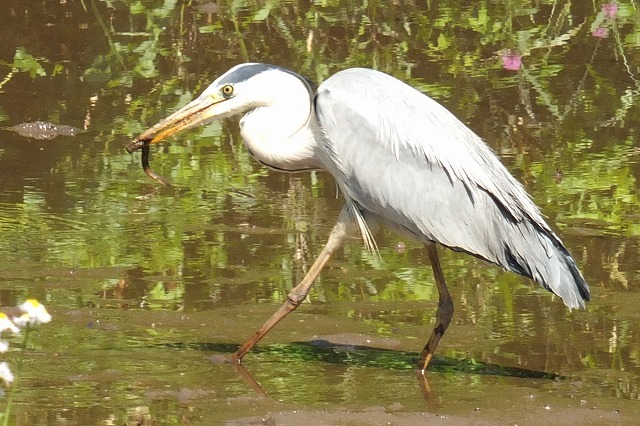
[501,51,522,71]
[602,3,618,19]
[592,27,609,38]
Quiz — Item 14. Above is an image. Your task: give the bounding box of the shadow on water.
[157,341,562,380]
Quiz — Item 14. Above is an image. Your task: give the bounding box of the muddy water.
[0,1,639,425]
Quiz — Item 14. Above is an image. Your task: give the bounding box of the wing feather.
[314,68,590,308]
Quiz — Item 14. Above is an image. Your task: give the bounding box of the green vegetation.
[0,0,639,422]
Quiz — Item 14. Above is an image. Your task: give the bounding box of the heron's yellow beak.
[126,93,225,153]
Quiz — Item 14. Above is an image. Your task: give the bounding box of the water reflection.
[0,0,639,423]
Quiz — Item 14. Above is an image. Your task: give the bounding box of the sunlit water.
[0,1,639,424]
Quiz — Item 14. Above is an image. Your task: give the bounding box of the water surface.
[0,1,639,424]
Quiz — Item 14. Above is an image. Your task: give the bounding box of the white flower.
[17,299,52,325]
[0,362,14,385]
[0,341,8,353]
[0,313,19,334]
[12,313,31,328]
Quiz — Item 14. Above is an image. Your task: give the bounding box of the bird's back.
[314,68,590,308]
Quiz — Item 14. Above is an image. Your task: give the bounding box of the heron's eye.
[222,85,234,97]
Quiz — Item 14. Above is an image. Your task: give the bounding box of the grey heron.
[128,63,590,371]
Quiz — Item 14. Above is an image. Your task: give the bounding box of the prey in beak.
[126,92,228,186]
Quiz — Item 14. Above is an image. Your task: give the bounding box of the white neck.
[239,85,320,172]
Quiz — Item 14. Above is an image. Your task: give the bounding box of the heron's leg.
[418,243,454,373]
[231,205,358,362]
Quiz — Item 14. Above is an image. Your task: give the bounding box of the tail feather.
[499,220,590,310]
[475,186,590,309]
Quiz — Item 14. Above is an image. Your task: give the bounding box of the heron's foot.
[209,353,241,365]
[415,369,433,400]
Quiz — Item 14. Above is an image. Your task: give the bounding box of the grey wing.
[314,68,590,309]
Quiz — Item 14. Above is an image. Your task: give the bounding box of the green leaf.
[199,24,222,33]
[130,1,145,14]
[12,47,46,78]
[437,33,450,50]
[253,5,272,22]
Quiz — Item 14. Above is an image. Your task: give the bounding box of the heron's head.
[127,63,315,151]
